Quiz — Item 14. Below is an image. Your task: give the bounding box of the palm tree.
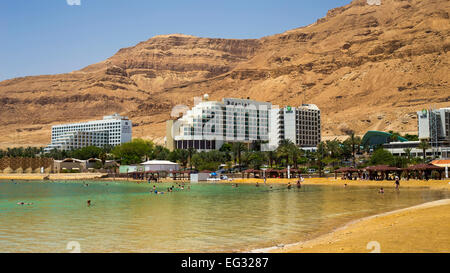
[348,133,362,167]
[418,139,430,162]
[403,148,412,161]
[325,139,341,168]
[187,147,196,170]
[277,139,295,167]
[232,142,246,166]
[265,150,277,168]
[316,142,326,177]
[290,145,303,169]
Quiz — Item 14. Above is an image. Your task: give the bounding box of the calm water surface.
[0,180,448,253]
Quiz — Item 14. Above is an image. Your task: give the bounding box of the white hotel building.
[265,104,321,151]
[45,114,132,152]
[166,95,321,151]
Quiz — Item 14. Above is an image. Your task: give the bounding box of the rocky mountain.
[0,0,449,148]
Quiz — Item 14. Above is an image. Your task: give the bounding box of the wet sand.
[263,199,450,253]
[231,177,450,190]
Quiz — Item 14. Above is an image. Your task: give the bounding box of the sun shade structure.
[407,164,444,171]
[242,169,261,179]
[365,165,402,172]
[141,160,180,172]
[364,165,403,180]
[335,167,359,173]
[406,164,446,180]
[431,160,450,168]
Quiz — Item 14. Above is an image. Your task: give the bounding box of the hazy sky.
[0,0,351,81]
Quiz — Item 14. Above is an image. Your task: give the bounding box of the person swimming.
[17,202,33,205]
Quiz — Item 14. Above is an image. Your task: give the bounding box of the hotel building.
[418,108,450,147]
[265,104,321,151]
[166,95,321,151]
[380,107,450,159]
[45,114,132,152]
[167,96,271,150]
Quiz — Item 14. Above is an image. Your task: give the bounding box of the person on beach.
[379,187,384,194]
[264,177,267,184]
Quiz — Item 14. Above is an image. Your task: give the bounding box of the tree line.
[0,134,431,173]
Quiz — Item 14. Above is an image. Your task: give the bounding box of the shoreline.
[250,199,450,253]
[1,174,449,190]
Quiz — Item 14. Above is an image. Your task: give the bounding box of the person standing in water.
[395,176,400,190]
[287,182,292,190]
[87,200,91,207]
[296,180,301,189]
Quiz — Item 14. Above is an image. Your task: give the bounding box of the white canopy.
[140,160,180,172]
[141,160,178,165]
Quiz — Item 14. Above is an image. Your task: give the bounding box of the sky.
[0,0,351,81]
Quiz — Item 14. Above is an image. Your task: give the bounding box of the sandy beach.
[231,177,450,190]
[258,199,450,253]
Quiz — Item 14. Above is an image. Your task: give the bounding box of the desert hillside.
[0,0,449,148]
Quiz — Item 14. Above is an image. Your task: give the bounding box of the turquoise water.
[0,180,448,253]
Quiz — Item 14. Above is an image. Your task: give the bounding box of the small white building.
[141,160,180,172]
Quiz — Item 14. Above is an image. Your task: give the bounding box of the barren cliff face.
[0,0,449,148]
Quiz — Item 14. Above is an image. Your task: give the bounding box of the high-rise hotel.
[166,95,321,151]
[166,96,271,151]
[45,113,132,152]
[265,104,321,151]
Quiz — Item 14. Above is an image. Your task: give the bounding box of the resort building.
[383,141,450,159]
[167,96,271,151]
[166,95,321,151]
[264,105,321,151]
[418,108,450,147]
[45,113,132,152]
